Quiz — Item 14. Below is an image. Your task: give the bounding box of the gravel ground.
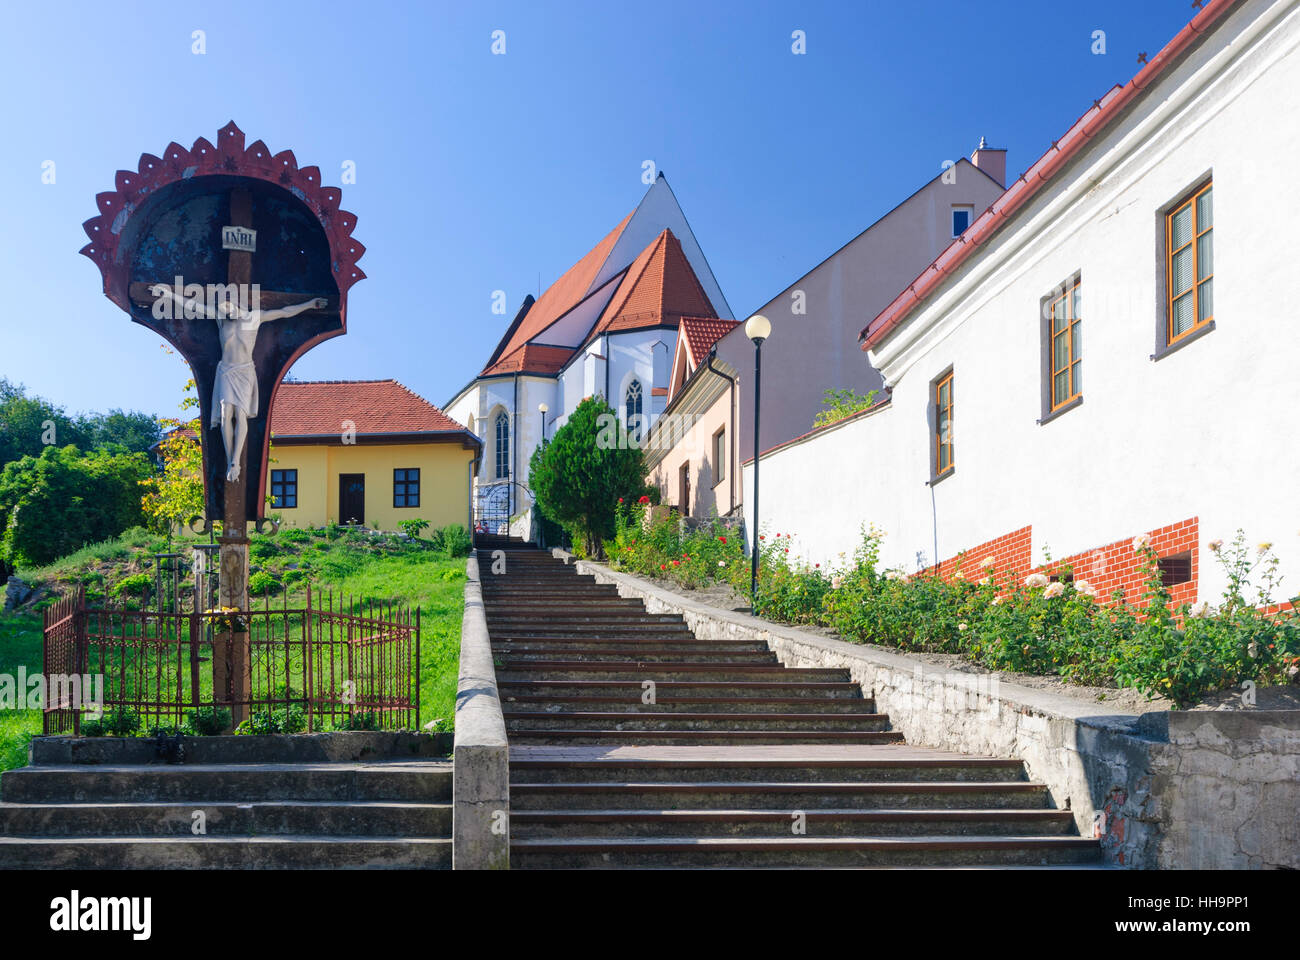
[614,568,1300,715]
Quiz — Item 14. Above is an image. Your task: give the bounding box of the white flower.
[1025,573,1049,589]
[1132,533,1152,553]
[952,570,967,582]
[1208,539,1224,552]
[1188,601,1215,618]
[979,575,991,586]
[957,622,968,632]
[991,595,1004,606]
[883,569,904,580]
[981,555,996,569]
[1257,541,1273,554]
[718,560,725,567]
[831,575,844,589]
[1075,580,1097,598]
[1044,581,1065,599]
[1288,664,1299,678]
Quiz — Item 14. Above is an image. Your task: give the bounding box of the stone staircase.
[481,544,1102,869]
[0,735,451,869]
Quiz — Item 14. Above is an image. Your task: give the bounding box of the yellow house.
[266,379,481,532]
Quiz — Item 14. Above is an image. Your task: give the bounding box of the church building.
[443,174,731,533]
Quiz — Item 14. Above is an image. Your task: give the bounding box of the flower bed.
[607,513,1300,708]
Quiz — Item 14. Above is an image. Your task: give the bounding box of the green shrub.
[280,528,311,544]
[82,707,141,737]
[0,446,154,569]
[109,572,153,600]
[248,538,281,562]
[529,396,655,556]
[248,570,281,596]
[282,568,308,588]
[236,704,306,735]
[338,711,380,731]
[183,706,231,736]
[434,523,471,558]
[398,518,430,540]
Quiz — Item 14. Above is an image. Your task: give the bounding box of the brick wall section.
[929,526,1032,581]
[932,517,1199,609]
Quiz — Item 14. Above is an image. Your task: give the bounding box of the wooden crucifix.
[82,124,365,728]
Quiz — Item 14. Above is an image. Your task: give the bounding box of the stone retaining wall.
[562,552,1300,870]
[452,554,510,869]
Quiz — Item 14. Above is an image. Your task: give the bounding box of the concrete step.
[491,648,779,664]
[497,680,866,700]
[504,730,907,745]
[511,808,1077,838]
[0,836,452,869]
[501,696,880,714]
[486,615,686,628]
[490,638,771,652]
[0,761,452,804]
[509,835,1100,869]
[509,756,1029,784]
[0,800,451,837]
[495,663,852,683]
[503,712,892,732]
[488,628,697,641]
[510,780,1053,810]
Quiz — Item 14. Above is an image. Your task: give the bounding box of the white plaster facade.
[743,0,1300,603]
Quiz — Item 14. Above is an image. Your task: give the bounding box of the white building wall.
[745,0,1300,602]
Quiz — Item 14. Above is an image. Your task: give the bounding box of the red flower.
[672,560,680,566]
[618,497,624,503]
[638,495,651,504]
[760,535,765,541]
[718,536,727,544]
[815,563,820,568]
[660,564,667,570]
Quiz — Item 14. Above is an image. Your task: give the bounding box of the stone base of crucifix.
[212,449,251,732]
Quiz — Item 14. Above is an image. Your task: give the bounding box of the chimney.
[970,136,1007,188]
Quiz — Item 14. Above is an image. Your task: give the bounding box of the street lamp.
[745,314,771,602]
[538,403,549,444]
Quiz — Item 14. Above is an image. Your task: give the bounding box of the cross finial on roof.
[978,136,988,150]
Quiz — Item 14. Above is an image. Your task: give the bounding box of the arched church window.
[626,380,644,443]
[495,412,510,480]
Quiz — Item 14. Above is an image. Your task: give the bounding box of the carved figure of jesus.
[151,288,327,481]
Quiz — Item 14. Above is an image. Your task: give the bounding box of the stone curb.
[452,554,510,869]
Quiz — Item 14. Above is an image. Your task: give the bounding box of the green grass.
[1,525,469,772]
[0,614,43,773]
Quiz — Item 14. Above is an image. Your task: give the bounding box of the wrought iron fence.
[42,587,420,735]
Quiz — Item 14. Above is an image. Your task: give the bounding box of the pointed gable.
[594,229,718,335]
[678,316,740,366]
[480,211,634,376]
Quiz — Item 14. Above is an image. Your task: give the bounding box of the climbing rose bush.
[611,519,1300,708]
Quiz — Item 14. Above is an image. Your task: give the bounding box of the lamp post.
[745,314,771,602]
[538,402,549,445]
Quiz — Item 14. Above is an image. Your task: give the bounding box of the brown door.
[679,462,691,517]
[339,474,365,525]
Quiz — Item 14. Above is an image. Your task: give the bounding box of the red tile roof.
[480,211,634,376]
[595,229,718,334]
[859,0,1238,352]
[269,380,475,439]
[679,316,740,366]
[481,343,574,376]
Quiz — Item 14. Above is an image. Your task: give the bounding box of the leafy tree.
[528,396,654,557]
[72,409,161,455]
[139,379,204,535]
[0,445,154,568]
[0,378,160,466]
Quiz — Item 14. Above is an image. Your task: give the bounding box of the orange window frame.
[1165,181,1213,345]
[934,371,954,476]
[1048,279,1081,410]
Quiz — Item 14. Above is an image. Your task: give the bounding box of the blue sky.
[0,0,1197,419]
